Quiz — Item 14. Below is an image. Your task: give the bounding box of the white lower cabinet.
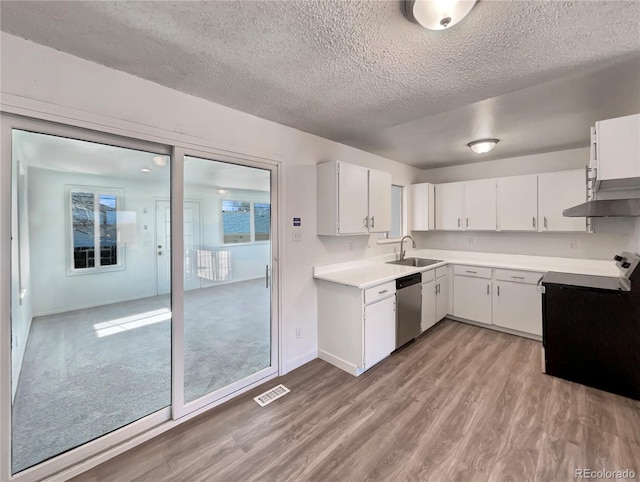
[436,271,450,322]
[452,265,543,338]
[421,266,451,333]
[421,278,436,332]
[453,274,492,325]
[493,269,543,336]
[364,296,396,368]
[317,279,396,376]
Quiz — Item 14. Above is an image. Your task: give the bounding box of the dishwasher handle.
[396,273,422,289]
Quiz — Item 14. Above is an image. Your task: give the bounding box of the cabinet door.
[421,280,436,332]
[368,169,392,233]
[493,282,542,336]
[453,275,492,325]
[464,179,497,231]
[364,296,396,369]
[409,183,435,231]
[597,114,640,181]
[337,162,369,234]
[497,175,538,231]
[435,182,463,230]
[435,274,450,322]
[538,170,586,232]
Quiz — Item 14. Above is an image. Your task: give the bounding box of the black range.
[541,252,640,400]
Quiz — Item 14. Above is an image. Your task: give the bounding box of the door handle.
[265,264,270,289]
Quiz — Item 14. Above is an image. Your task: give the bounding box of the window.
[379,185,404,240]
[222,200,270,244]
[68,187,124,271]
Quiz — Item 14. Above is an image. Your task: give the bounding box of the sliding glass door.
[2,116,279,480]
[175,153,278,415]
[8,126,172,475]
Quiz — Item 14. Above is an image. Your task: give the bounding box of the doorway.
[155,200,202,295]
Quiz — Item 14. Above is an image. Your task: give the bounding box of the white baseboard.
[318,350,360,377]
[33,292,158,318]
[284,349,317,374]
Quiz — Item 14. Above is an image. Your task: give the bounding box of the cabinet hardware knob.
[511,276,525,280]
[457,217,461,228]
[497,285,500,296]
[466,270,477,274]
[487,284,490,295]
[364,216,369,228]
[544,217,548,229]
[378,289,388,294]
[466,218,469,228]
[532,216,536,228]
[371,216,375,228]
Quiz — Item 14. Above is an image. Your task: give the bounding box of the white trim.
[318,350,362,377]
[284,349,318,373]
[31,292,158,318]
[447,316,542,341]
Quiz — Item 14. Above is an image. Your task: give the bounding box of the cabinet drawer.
[421,269,436,283]
[364,281,396,304]
[453,265,492,279]
[435,266,448,279]
[494,269,544,284]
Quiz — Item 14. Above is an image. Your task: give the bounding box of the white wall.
[635,218,640,254]
[415,148,637,260]
[0,33,423,373]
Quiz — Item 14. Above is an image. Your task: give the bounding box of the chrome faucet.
[399,235,416,261]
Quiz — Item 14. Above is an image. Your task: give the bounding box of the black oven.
[541,252,640,400]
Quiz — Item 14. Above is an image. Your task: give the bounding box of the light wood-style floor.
[71,320,640,482]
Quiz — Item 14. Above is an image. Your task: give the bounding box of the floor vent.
[254,384,290,407]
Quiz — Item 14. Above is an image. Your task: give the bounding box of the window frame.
[377,184,407,244]
[220,198,271,245]
[66,185,125,275]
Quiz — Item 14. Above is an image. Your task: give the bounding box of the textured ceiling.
[2,1,640,168]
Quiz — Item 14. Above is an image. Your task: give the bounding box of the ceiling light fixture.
[467,139,500,154]
[152,156,168,168]
[217,189,227,195]
[141,166,152,173]
[404,0,478,30]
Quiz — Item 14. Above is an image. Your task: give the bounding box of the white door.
[368,169,392,233]
[538,170,587,232]
[435,274,450,322]
[464,179,497,231]
[337,161,369,234]
[497,175,538,231]
[435,182,464,230]
[421,280,436,332]
[493,282,542,336]
[156,200,201,295]
[453,275,492,325]
[364,296,396,369]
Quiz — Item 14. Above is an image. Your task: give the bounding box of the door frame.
[0,110,282,482]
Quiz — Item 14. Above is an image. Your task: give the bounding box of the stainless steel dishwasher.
[395,273,422,349]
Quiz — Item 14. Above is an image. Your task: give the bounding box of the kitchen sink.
[386,257,443,267]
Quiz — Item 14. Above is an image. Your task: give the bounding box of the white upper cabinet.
[409,183,435,231]
[317,160,391,236]
[595,113,640,189]
[435,182,464,230]
[464,179,497,231]
[497,175,538,231]
[538,170,587,232]
[368,169,392,233]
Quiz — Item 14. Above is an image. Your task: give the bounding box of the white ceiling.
[13,130,271,191]
[2,1,640,168]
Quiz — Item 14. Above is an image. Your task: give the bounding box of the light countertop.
[313,249,620,289]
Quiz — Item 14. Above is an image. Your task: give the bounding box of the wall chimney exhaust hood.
[563,198,640,217]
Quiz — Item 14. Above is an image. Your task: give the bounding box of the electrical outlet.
[467,237,474,245]
[349,242,353,251]
[292,230,302,242]
[569,240,578,249]
[295,328,301,339]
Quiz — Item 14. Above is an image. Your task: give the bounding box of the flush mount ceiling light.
[467,139,500,154]
[152,156,167,168]
[404,0,478,30]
